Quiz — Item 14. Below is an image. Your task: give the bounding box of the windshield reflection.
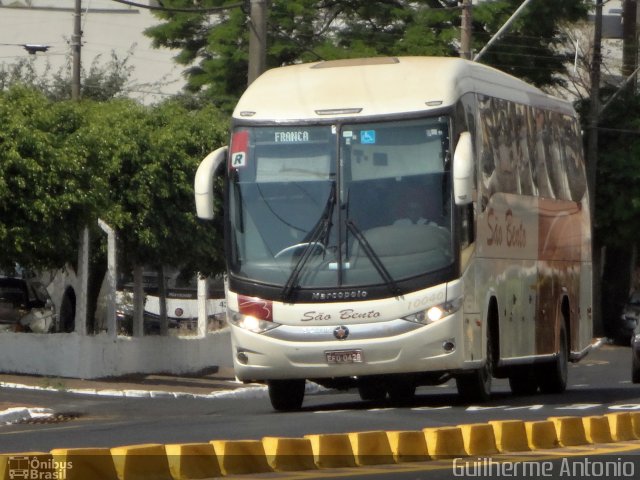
[228,118,453,296]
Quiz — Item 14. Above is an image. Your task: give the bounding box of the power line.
[110,0,244,14]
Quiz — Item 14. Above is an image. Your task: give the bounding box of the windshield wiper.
[282,182,336,303]
[345,219,402,298]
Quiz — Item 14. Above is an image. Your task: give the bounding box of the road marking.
[584,360,609,366]
[504,404,544,411]
[609,404,640,410]
[466,405,508,411]
[410,406,452,411]
[555,403,600,410]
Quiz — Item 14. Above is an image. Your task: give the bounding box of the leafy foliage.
[85,99,228,275]
[0,87,93,272]
[145,0,589,109]
[473,0,589,88]
[0,51,135,101]
[594,92,640,248]
[0,85,228,279]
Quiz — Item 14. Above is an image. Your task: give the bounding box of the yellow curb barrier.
[304,433,357,469]
[459,423,498,455]
[606,412,636,442]
[582,416,614,444]
[423,426,466,459]
[164,443,221,479]
[7,410,640,478]
[50,447,117,480]
[262,437,316,472]
[386,431,429,463]
[347,431,394,466]
[210,440,271,476]
[631,412,640,438]
[548,416,588,447]
[488,420,530,452]
[525,420,559,450]
[110,444,171,480]
[1,453,51,480]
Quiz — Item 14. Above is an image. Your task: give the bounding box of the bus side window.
[564,119,587,202]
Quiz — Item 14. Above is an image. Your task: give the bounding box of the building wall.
[0,329,233,378]
[0,0,184,103]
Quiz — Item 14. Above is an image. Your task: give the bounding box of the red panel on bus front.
[229,130,249,171]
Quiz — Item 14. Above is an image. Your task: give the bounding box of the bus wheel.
[508,366,538,395]
[358,378,387,401]
[537,322,568,394]
[456,331,493,403]
[268,379,305,411]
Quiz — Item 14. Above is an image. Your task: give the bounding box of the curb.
[0,407,55,425]
[2,412,640,478]
[0,380,327,407]
[0,380,268,402]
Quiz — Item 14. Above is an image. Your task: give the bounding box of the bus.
[194,56,593,411]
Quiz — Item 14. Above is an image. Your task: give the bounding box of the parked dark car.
[0,277,57,333]
[618,292,640,344]
[632,312,640,383]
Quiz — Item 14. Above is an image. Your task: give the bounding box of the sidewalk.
[0,366,253,397]
[0,367,268,423]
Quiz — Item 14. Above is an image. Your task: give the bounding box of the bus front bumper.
[229,314,471,382]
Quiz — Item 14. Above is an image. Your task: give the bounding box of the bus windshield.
[228,117,453,295]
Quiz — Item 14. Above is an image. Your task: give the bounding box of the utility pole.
[474,0,534,62]
[460,0,472,60]
[587,0,602,200]
[622,0,638,91]
[72,0,82,100]
[588,0,603,337]
[72,0,89,335]
[248,0,267,85]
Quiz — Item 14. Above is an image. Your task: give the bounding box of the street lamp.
[22,44,51,55]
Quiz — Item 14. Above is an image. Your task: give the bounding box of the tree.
[0,81,229,331]
[145,0,589,109]
[471,0,588,88]
[86,98,227,276]
[0,50,137,101]
[0,87,101,273]
[588,90,640,339]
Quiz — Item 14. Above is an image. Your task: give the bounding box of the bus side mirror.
[453,132,474,206]
[194,146,228,219]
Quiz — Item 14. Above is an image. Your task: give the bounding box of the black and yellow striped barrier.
[1,411,639,479]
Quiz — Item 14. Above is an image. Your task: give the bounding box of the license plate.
[325,349,363,364]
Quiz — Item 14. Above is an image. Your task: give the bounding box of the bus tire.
[537,321,568,394]
[268,379,305,411]
[456,330,493,403]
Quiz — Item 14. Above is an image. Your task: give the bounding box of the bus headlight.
[402,298,463,325]
[228,311,281,333]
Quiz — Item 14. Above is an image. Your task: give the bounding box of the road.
[1,343,639,455]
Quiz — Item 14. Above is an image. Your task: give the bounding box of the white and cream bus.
[195,57,593,410]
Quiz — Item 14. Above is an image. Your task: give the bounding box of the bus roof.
[233,56,575,122]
